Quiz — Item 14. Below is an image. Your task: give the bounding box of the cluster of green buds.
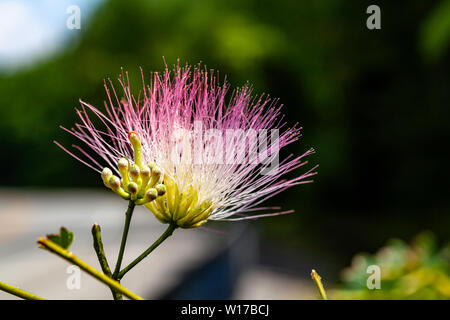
[100,131,166,205]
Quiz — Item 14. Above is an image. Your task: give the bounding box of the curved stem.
[0,281,45,300]
[113,201,135,279]
[118,223,177,280]
[38,237,143,300]
[92,223,112,276]
[92,223,122,300]
[311,269,328,300]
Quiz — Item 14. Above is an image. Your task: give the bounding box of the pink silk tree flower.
[56,63,317,228]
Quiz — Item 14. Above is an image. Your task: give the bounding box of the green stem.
[113,201,135,279]
[0,281,45,300]
[38,237,143,300]
[92,223,122,300]
[118,223,177,280]
[311,269,328,300]
[92,223,112,276]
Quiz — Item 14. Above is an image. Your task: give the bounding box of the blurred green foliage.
[332,232,450,299]
[0,0,449,273]
[419,0,450,61]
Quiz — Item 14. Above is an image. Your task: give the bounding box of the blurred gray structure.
[0,189,252,299]
[0,188,315,299]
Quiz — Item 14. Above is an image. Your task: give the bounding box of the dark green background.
[1,0,449,277]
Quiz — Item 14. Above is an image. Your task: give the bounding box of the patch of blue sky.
[0,0,104,73]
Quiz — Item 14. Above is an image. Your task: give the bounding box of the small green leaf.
[46,227,74,250]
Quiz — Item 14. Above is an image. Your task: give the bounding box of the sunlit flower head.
[56,62,317,228]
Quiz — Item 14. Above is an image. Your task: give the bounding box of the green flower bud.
[109,175,121,189]
[130,165,140,181]
[109,175,129,199]
[144,188,158,202]
[155,184,166,196]
[141,166,151,179]
[148,165,162,187]
[118,158,130,190]
[118,157,129,170]
[127,182,139,200]
[138,166,151,197]
[128,131,143,169]
[135,188,158,205]
[101,168,113,187]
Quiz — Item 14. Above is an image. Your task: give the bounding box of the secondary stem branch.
[92,223,122,300]
[0,281,45,300]
[113,201,135,279]
[118,223,177,280]
[311,269,328,300]
[38,237,143,300]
